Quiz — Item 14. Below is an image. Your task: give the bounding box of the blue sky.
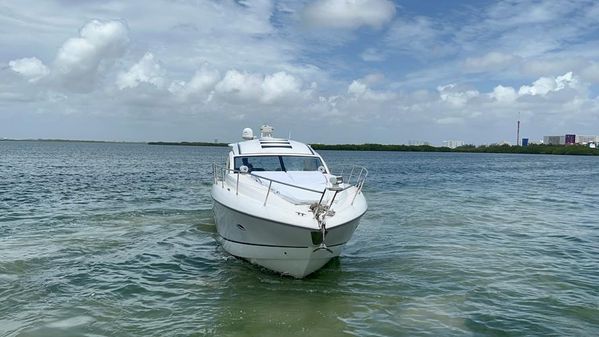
[1,0,599,144]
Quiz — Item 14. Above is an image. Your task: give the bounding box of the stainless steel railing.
[212,163,367,206]
[336,165,368,205]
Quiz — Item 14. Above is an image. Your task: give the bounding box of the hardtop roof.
[229,137,315,156]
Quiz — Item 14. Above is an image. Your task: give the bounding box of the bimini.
[211,125,367,278]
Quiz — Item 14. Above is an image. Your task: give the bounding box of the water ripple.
[1,143,598,336]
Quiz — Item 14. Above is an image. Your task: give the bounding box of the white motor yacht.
[211,125,368,278]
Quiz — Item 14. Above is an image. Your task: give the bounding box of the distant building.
[442,140,464,149]
[408,140,431,146]
[521,138,529,146]
[576,135,599,144]
[544,134,599,146]
[544,135,565,145]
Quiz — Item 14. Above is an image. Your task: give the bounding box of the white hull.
[212,198,363,278]
[218,237,344,278]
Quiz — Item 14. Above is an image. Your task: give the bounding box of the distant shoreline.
[147,141,229,147]
[0,139,227,146]
[310,143,599,156]
[2,139,597,155]
[0,138,144,144]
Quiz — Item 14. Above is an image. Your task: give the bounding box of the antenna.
[516,112,520,146]
[260,125,274,138]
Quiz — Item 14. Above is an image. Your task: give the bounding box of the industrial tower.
[516,113,520,146]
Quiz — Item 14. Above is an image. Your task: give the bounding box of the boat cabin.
[227,126,330,174]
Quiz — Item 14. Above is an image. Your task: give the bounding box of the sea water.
[1,141,598,336]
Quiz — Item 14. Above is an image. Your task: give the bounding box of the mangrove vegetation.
[310,143,599,156]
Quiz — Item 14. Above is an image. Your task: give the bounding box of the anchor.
[310,186,341,254]
[313,221,333,253]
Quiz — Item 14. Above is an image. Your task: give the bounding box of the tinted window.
[234,156,283,171]
[282,156,322,171]
[234,156,323,172]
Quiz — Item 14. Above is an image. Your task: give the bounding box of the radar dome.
[242,128,254,140]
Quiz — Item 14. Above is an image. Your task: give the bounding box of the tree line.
[309,143,599,156]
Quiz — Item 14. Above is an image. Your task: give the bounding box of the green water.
[1,141,598,336]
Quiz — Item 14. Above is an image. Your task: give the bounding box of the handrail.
[212,163,367,206]
[250,173,330,194]
[335,164,368,205]
[337,164,368,189]
[215,166,328,194]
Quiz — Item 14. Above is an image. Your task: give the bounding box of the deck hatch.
[261,145,293,149]
[260,139,292,148]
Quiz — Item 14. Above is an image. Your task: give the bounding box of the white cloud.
[360,48,385,62]
[454,1,599,61]
[520,58,584,77]
[347,78,394,101]
[518,72,579,96]
[261,71,303,103]
[117,52,165,90]
[385,16,455,58]
[78,19,129,58]
[215,70,264,102]
[581,62,599,83]
[169,65,220,101]
[214,70,306,104]
[463,52,515,72]
[187,67,221,94]
[54,19,129,91]
[436,117,463,125]
[303,0,395,29]
[348,80,367,96]
[485,1,570,27]
[362,73,384,85]
[3,2,599,144]
[0,68,40,103]
[8,57,49,82]
[437,84,479,107]
[490,85,517,102]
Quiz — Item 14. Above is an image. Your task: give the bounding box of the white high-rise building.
[443,140,465,149]
[543,136,565,145]
[408,140,431,146]
[576,135,599,144]
[544,135,599,145]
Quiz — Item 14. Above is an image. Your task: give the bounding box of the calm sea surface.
[1,141,598,336]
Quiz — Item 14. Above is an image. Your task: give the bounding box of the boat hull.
[212,200,362,278]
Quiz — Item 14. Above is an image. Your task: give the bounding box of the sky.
[1,0,599,145]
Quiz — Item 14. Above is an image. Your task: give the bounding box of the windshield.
[234,156,324,172]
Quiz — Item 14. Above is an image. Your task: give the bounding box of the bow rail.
[212,163,367,207]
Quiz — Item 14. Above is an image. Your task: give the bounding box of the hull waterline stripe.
[220,235,307,248]
[219,235,348,249]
